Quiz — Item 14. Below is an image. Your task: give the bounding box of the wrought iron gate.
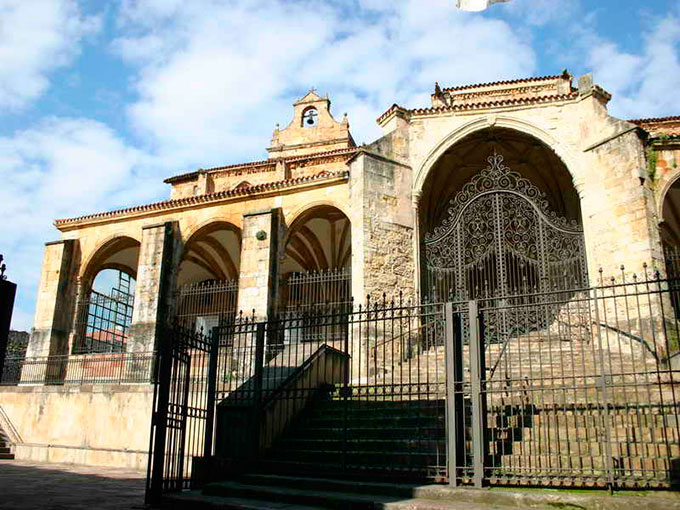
[423,153,587,303]
[146,324,217,504]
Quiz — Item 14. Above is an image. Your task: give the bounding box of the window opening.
[302,107,318,127]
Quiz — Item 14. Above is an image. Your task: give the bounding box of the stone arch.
[418,123,588,301]
[284,200,353,244]
[75,235,140,354]
[414,115,584,198]
[80,234,141,288]
[284,205,351,273]
[280,204,352,310]
[657,169,680,221]
[178,220,242,285]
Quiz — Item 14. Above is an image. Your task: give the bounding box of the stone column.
[26,240,78,358]
[24,240,78,383]
[127,222,181,354]
[236,208,284,319]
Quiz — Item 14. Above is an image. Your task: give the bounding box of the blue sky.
[1,0,679,331]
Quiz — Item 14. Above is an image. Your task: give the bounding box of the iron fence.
[280,268,351,310]
[147,267,680,503]
[0,351,155,385]
[175,279,239,329]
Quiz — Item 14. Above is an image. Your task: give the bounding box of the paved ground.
[0,460,146,510]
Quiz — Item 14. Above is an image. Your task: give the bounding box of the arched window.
[76,268,136,354]
[301,107,318,128]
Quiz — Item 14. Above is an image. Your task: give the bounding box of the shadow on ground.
[0,460,145,510]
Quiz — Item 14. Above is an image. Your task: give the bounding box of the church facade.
[2,71,680,471]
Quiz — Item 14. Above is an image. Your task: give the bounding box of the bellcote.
[268,90,355,158]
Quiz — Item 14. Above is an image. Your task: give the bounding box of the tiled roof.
[377,92,579,124]
[629,115,680,125]
[440,73,568,93]
[630,116,680,137]
[164,147,358,184]
[56,170,349,228]
[164,159,274,184]
[284,147,358,164]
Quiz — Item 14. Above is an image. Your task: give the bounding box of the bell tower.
[268,90,355,158]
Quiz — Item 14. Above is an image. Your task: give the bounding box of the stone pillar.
[23,240,78,383]
[127,222,181,354]
[26,240,78,359]
[347,151,415,303]
[236,208,284,319]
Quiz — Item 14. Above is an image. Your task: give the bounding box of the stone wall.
[0,384,153,470]
[350,126,416,303]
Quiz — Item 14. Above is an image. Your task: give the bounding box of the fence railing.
[0,351,156,386]
[148,268,680,499]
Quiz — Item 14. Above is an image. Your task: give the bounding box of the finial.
[0,254,6,280]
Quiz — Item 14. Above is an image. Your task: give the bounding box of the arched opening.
[176,222,241,329]
[281,205,351,312]
[420,127,587,303]
[660,177,680,315]
[74,236,141,354]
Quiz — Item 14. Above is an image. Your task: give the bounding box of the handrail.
[372,319,438,351]
[0,405,22,444]
[262,344,348,409]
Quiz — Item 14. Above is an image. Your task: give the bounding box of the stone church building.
[1,71,679,471]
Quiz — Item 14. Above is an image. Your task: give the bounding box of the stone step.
[267,448,445,467]
[489,441,680,459]
[163,491,325,509]
[237,474,419,499]
[497,454,673,472]
[178,480,504,510]
[0,452,15,460]
[256,459,434,482]
[311,401,445,417]
[287,426,445,441]
[305,415,443,429]
[163,475,680,509]
[276,438,445,454]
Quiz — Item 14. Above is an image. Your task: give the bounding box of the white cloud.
[0,0,101,111]
[0,118,156,330]
[114,0,536,168]
[585,11,680,119]
[504,0,580,26]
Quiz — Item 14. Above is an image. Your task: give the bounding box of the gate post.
[469,300,488,488]
[203,327,220,458]
[251,322,266,457]
[445,303,464,487]
[146,324,174,505]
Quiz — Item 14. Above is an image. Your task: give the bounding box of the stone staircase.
[257,398,447,482]
[0,427,14,460]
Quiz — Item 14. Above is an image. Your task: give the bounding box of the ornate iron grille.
[73,272,134,354]
[423,153,588,303]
